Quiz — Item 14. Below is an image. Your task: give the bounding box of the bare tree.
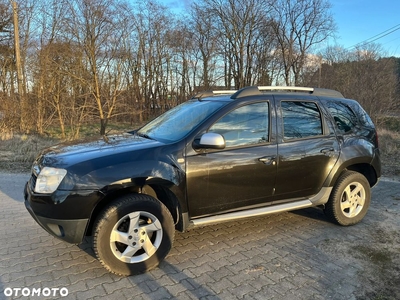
[189,4,220,90]
[0,1,13,95]
[271,0,335,86]
[195,0,273,89]
[305,44,399,124]
[32,0,67,136]
[130,0,177,118]
[2,0,399,139]
[63,0,130,135]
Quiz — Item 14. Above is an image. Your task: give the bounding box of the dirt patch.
[318,201,400,300]
[0,160,31,172]
[379,129,400,180]
[381,152,400,179]
[353,239,400,300]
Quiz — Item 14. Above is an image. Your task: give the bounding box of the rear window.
[281,101,323,139]
[325,101,358,133]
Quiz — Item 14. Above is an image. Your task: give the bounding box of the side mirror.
[194,132,226,150]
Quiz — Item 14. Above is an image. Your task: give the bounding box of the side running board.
[191,200,313,227]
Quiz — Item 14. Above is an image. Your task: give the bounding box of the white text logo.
[4,287,69,297]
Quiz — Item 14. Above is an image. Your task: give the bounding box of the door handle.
[258,156,276,165]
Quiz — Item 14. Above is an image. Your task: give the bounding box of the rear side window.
[281,101,323,140]
[349,102,375,128]
[325,101,358,133]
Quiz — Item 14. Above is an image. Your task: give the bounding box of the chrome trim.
[31,154,43,176]
[191,200,312,227]
[199,132,225,148]
[212,90,237,95]
[258,86,314,92]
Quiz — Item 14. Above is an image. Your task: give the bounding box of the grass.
[0,135,58,172]
[377,128,400,178]
[380,115,400,132]
[44,122,138,139]
[352,245,392,266]
[378,128,400,156]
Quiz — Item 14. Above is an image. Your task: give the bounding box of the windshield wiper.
[136,131,155,140]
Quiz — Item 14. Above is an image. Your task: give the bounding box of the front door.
[186,101,278,218]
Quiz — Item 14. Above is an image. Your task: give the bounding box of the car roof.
[192,86,344,100]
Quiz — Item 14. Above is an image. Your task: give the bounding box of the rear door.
[273,97,340,202]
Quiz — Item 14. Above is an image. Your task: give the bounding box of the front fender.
[74,159,185,190]
[82,160,187,236]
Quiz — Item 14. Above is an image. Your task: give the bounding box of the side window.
[325,101,357,133]
[209,102,269,147]
[281,101,323,140]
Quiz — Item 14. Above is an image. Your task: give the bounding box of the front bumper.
[24,182,89,244]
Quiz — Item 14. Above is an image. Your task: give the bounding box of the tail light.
[374,130,379,148]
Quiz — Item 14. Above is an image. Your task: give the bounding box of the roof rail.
[212,90,238,94]
[192,90,237,99]
[312,88,344,98]
[259,86,314,92]
[231,86,344,99]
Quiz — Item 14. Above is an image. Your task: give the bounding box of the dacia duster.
[24,86,381,275]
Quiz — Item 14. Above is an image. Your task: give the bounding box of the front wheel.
[324,171,371,226]
[93,194,175,276]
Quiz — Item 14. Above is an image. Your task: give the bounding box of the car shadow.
[78,236,96,258]
[78,237,218,298]
[77,206,330,261]
[289,206,331,224]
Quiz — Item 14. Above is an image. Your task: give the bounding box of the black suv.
[24,86,381,276]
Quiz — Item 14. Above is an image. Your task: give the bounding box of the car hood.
[37,133,163,169]
[33,132,185,192]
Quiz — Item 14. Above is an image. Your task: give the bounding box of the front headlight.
[34,167,67,194]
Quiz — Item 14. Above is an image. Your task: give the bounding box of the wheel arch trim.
[86,177,185,236]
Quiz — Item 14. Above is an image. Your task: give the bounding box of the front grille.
[30,158,42,192]
[30,174,37,191]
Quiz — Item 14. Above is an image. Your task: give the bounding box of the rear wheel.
[93,194,174,276]
[324,171,371,226]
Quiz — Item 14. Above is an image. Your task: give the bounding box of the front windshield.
[137,100,227,142]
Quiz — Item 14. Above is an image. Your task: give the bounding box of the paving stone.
[74,285,107,299]
[1,174,399,300]
[101,277,131,294]
[208,277,237,294]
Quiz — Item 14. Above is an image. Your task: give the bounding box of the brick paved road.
[0,173,399,300]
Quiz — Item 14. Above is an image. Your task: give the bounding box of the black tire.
[93,194,175,276]
[324,171,371,226]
